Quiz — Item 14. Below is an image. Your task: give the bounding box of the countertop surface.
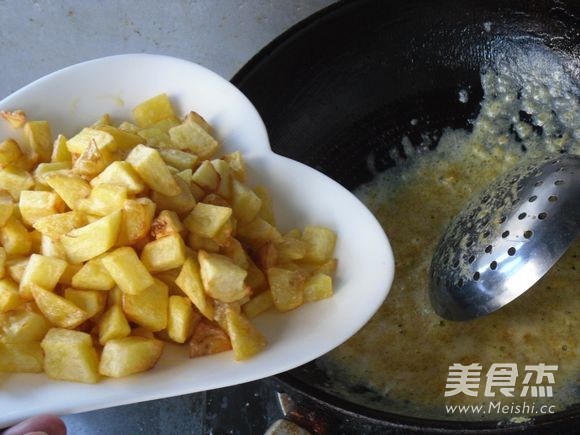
[0,1,335,434]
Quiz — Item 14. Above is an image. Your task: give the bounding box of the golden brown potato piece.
[189,319,231,358]
[99,336,164,378]
[267,268,307,312]
[175,256,214,320]
[122,278,168,331]
[198,250,249,303]
[0,341,43,373]
[222,306,266,361]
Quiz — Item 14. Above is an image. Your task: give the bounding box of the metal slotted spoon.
[430,153,580,321]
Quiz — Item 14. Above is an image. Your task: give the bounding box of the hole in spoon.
[490,261,498,270]
[508,247,516,256]
[524,230,533,239]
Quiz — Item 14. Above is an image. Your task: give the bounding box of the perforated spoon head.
[430,154,580,321]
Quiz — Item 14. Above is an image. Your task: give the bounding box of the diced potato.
[58,263,82,287]
[39,234,67,259]
[0,278,20,312]
[276,235,308,262]
[0,341,43,373]
[118,121,139,133]
[0,309,50,342]
[223,306,266,361]
[0,165,34,200]
[191,160,219,191]
[141,233,186,272]
[71,258,115,291]
[315,258,338,276]
[67,127,116,155]
[96,125,142,150]
[64,288,107,319]
[0,138,22,166]
[132,93,177,128]
[158,148,198,171]
[150,210,183,239]
[102,246,155,295]
[267,268,306,312]
[24,120,53,163]
[107,286,123,307]
[256,242,278,270]
[151,175,196,214]
[189,319,231,358]
[122,278,168,331]
[78,183,128,216]
[51,134,71,162]
[211,159,233,198]
[303,273,333,302]
[254,186,276,225]
[184,203,232,238]
[126,144,181,196]
[0,217,32,255]
[198,251,249,303]
[41,328,99,383]
[137,126,171,148]
[99,336,164,377]
[19,254,67,299]
[46,173,91,210]
[98,304,131,344]
[117,197,156,246]
[167,295,197,343]
[91,113,112,128]
[90,161,145,194]
[301,226,337,264]
[32,211,85,239]
[6,256,29,284]
[243,290,274,319]
[221,238,249,269]
[169,117,219,159]
[175,256,214,320]
[0,190,15,226]
[183,111,212,132]
[187,233,220,253]
[32,285,89,328]
[237,217,282,247]
[0,109,27,128]
[201,193,230,207]
[223,151,246,181]
[72,138,112,179]
[60,211,121,263]
[189,181,206,201]
[231,180,262,223]
[33,161,72,186]
[19,190,63,226]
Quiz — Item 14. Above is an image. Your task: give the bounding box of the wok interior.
[233,0,579,425]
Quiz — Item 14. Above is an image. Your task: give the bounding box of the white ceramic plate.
[0,54,394,426]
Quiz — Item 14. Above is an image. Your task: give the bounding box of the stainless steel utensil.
[430,154,580,320]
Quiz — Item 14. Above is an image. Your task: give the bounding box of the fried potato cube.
[122,278,168,331]
[223,306,266,361]
[254,186,276,225]
[19,190,63,226]
[242,290,274,319]
[256,242,278,270]
[237,217,282,247]
[102,246,155,295]
[46,173,91,210]
[304,273,333,302]
[51,134,71,162]
[39,234,66,259]
[276,235,308,262]
[24,120,53,163]
[99,336,164,378]
[0,138,22,166]
[151,175,196,214]
[96,125,142,150]
[246,257,268,293]
[158,148,198,171]
[132,93,177,128]
[79,183,128,216]
[221,238,249,269]
[126,144,181,196]
[0,309,50,342]
[72,138,112,179]
[0,278,20,312]
[0,165,34,200]
[64,288,107,319]
[0,342,43,373]
[267,268,306,312]
[71,258,115,291]
[0,190,15,227]
[59,263,83,286]
[0,109,27,128]
[67,127,116,155]
[32,211,85,239]
[189,319,231,358]
[91,113,112,128]
[167,295,197,344]
[183,111,212,132]
[107,286,123,307]
[19,254,67,299]
[231,180,262,223]
[61,211,122,263]
[223,151,246,181]
[98,305,131,344]
[0,217,32,255]
[137,126,171,148]
[184,203,232,239]
[118,121,139,133]
[6,256,29,284]
[301,226,337,264]
[191,160,219,192]
[32,285,89,328]
[169,117,219,160]
[209,159,232,198]
[175,256,214,320]
[117,197,156,246]
[141,233,186,272]
[90,161,145,194]
[188,233,220,253]
[41,328,99,383]
[151,210,184,239]
[33,161,72,186]
[198,251,249,303]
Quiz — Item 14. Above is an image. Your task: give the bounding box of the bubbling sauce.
[320,64,579,420]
